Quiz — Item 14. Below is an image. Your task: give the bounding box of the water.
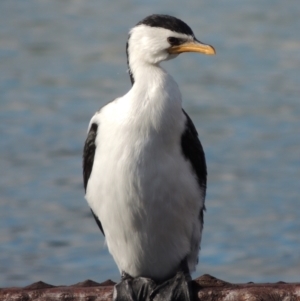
[0,0,300,288]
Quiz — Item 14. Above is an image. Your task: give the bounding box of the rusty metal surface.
[1,275,300,301]
[195,275,300,301]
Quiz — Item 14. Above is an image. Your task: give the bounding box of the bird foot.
[113,262,193,301]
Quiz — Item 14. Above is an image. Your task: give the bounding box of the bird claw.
[114,263,193,301]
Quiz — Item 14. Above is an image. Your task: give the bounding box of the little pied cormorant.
[83,14,215,301]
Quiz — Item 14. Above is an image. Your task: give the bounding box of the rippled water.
[1,0,300,288]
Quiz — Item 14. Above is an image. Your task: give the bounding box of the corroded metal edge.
[1,275,300,301]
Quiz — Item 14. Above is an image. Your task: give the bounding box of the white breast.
[85,69,204,281]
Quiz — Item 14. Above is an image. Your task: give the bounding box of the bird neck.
[128,61,181,104]
[125,60,182,134]
[128,56,165,83]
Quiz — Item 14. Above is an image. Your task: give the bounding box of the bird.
[83,14,215,301]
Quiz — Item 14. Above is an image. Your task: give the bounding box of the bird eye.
[167,37,181,46]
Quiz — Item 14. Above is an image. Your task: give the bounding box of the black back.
[83,123,98,191]
[181,110,207,228]
[181,110,207,198]
[83,123,105,235]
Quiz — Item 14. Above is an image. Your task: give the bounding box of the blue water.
[1,0,300,288]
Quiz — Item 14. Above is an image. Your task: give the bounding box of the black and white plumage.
[83,14,215,287]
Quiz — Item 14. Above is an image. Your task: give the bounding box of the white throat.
[127,62,183,135]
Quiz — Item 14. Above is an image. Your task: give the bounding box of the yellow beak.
[168,40,216,55]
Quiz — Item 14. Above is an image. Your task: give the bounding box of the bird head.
[126,14,215,83]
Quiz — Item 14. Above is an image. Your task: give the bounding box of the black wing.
[181,110,207,224]
[83,122,105,235]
